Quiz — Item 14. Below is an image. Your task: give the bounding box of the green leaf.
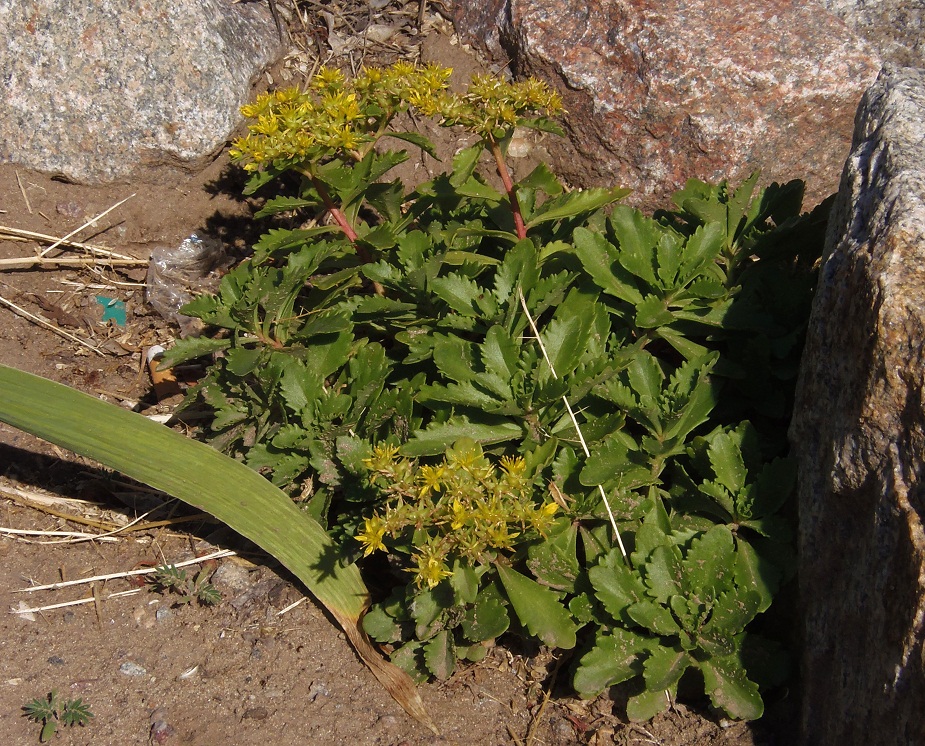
[254,195,319,218]
[516,162,563,196]
[733,537,782,613]
[588,549,647,623]
[496,564,577,649]
[363,604,403,643]
[699,653,764,721]
[572,227,644,305]
[424,630,456,680]
[527,522,579,592]
[634,295,675,328]
[384,131,439,159]
[626,687,673,722]
[449,144,484,188]
[160,336,231,367]
[403,418,523,457]
[461,594,510,642]
[683,525,736,597]
[643,644,692,691]
[431,273,482,316]
[709,433,748,494]
[572,629,646,697]
[527,186,630,227]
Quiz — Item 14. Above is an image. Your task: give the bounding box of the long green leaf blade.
[0,365,368,617]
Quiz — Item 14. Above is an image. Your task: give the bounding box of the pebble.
[119,661,147,677]
[210,562,252,594]
[155,605,174,623]
[307,681,330,701]
[47,656,66,666]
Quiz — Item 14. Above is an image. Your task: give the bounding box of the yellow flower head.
[356,516,387,556]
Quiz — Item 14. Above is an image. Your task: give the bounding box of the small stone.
[55,201,83,218]
[211,562,252,594]
[46,656,65,666]
[242,707,269,720]
[307,681,330,702]
[119,661,147,677]
[155,605,174,623]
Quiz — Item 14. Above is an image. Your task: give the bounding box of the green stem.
[488,136,527,241]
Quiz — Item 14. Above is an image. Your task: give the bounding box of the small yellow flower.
[412,543,452,588]
[356,516,387,556]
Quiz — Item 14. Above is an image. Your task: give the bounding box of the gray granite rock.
[0,0,283,184]
[790,66,925,745]
[454,0,881,211]
[819,0,925,66]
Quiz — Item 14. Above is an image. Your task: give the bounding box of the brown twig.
[38,193,136,257]
[0,224,139,261]
[0,292,105,356]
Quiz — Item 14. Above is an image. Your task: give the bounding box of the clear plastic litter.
[145,233,230,336]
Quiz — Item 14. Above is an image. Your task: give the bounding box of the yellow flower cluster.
[434,73,564,139]
[230,63,563,172]
[358,439,560,588]
[229,62,452,172]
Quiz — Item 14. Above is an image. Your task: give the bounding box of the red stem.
[489,137,527,241]
[306,171,383,294]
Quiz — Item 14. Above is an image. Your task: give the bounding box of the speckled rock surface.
[0,0,283,184]
[454,0,881,211]
[790,66,925,746]
[820,0,925,66]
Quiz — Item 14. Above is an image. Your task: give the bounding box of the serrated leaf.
[641,545,684,603]
[254,195,319,218]
[635,294,675,328]
[160,336,231,367]
[226,347,262,376]
[733,537,781,613]
[363,604,403,643]
[431,273,482,316]
[708,433,748,494]
[701,587,761,640]
[627,600,681,636]
[572,629,646,697]
[516,162,563,196]
[424,630,456,680]
[496,564,577,649]
[539,293,597,379]
[572,227,644,305]
[680,220,725,280]
[626,687,673,722]
[588,549,647,623]
[449,144,484,187]
[527,186,630,227]
[527,522,579,592]
[699,653,764,721]
[403,418,523,457]
[643,644,692,691]
[481,325,519,382]
[385,130,439,159]
[683,525,736,596]
[461,595,510,642]
[610,205,662,286]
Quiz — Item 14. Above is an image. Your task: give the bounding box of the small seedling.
[23,690,93,742]
[149,563,222,606]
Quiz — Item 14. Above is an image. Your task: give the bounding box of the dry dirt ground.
[0,19,796,746]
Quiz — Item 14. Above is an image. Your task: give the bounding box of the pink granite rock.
[455,0,881,211]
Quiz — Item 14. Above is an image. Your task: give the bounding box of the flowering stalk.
[488,136,527,241]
